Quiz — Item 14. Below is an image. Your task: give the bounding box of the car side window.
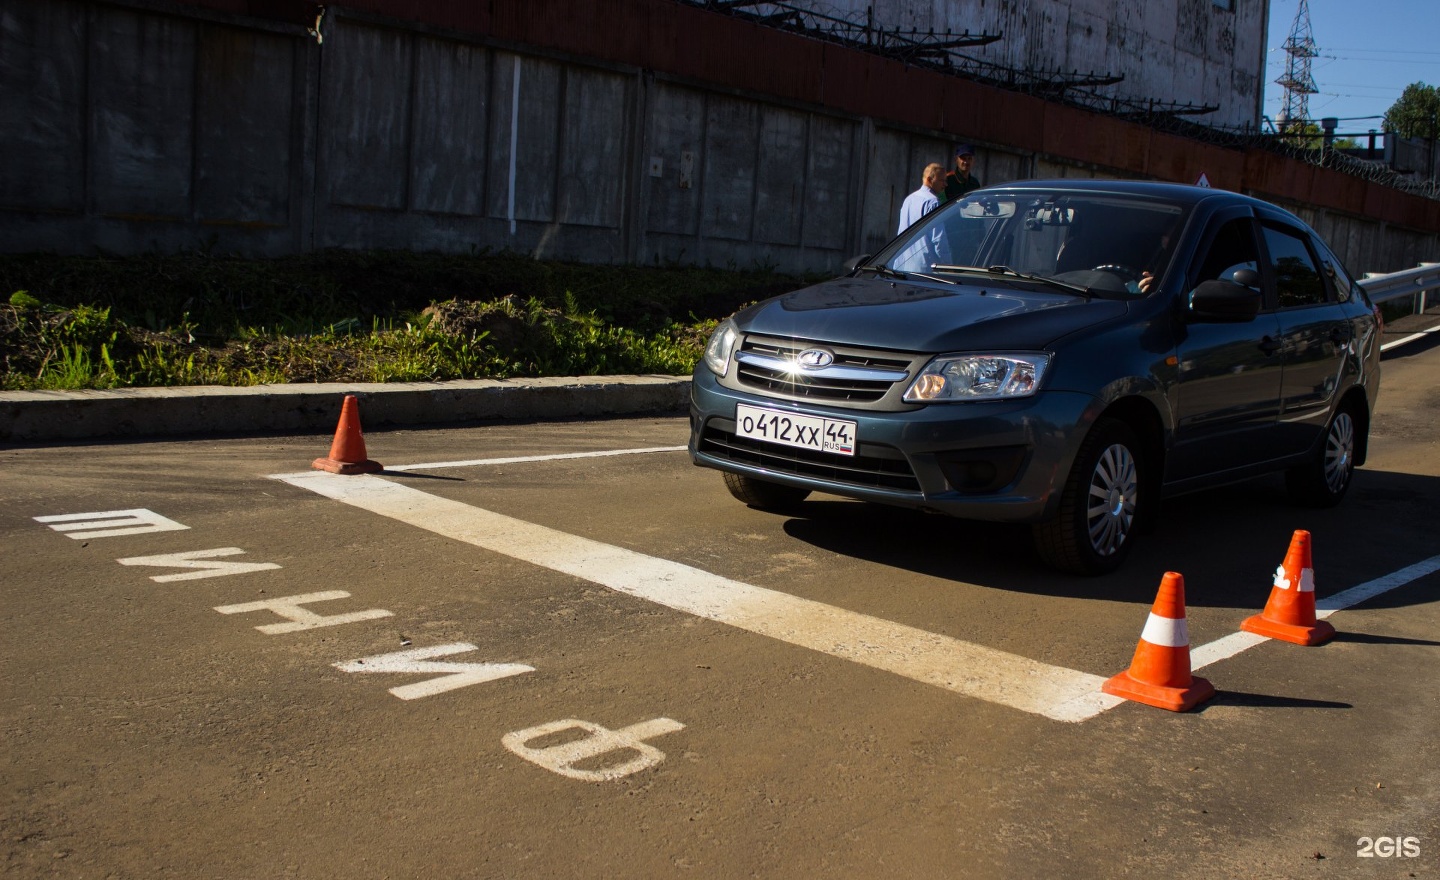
[1313,240,1357,303]
[1193,218,1260,287]
[1261,224,1328,308]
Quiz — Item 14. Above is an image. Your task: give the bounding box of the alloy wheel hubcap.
[1087,444,1137,557]
[1324,412,1355,493]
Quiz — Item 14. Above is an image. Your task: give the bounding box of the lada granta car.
[688,179,1382,574]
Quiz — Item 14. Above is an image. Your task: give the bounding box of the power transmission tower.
[1274,0,1318,133]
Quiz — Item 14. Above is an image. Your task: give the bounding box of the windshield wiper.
[933,264,1092,297]
[859,264,960,285]
[857,264,906,280]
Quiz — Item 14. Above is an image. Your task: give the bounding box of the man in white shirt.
[897,162,944,233]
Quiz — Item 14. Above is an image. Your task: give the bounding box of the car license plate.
[735,404,856,456]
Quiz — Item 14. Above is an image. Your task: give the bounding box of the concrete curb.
[0,375,692,444]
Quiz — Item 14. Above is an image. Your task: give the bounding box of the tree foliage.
[1383,82,1440,139]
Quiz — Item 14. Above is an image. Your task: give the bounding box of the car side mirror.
[1188,279,1262,322]
[843,254,872,274]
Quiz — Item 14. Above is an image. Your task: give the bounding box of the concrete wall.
[1,0,1435,280]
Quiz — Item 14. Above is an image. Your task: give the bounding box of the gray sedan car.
[688,179,1382,574]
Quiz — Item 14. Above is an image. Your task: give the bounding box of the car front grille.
[733,336,914,404]
[699,422,920,493]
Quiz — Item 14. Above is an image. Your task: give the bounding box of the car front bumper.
[688,368,1102,523]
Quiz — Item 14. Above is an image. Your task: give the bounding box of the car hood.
[733,275,1129,351]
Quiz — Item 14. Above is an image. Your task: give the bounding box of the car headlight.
[702,318,739,377]
[903,353,1050,402]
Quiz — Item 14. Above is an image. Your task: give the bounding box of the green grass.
[0,250,815,391]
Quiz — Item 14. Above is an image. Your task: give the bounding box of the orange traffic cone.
[1240,530,1335,646]
[311,395,383,475]
[1103,571,1215,712]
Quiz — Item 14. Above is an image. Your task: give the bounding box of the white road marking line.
[273,472,1111,722]
[1315,554,1440,616]
[383,446,687,472]
[1380,322,1439,352]
[270,471,1440,722]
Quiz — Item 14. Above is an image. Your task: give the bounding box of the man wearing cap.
[943,144,981,202]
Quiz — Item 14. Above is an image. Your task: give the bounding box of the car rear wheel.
[1033,418,1143,575]
[723,472,811,510]
[1285,403,1357,507]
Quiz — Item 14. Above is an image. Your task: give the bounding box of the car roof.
[977,178,1256,210]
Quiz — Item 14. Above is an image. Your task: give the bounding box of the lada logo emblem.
[796,348,834,369]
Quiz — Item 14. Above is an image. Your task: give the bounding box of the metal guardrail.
[1360,262,1440,309]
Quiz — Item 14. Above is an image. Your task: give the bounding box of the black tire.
[1033,418,1144,575]
[1285,403,1358,507]
[723,472,811,510]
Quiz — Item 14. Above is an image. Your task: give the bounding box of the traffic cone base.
[1241,530,1334,646]
[311,394,382,475]
[311,455,383,475]
[1240,613,1335,646]
[1103,669,1215,713]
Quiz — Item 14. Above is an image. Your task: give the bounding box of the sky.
[1262,0,1440,135]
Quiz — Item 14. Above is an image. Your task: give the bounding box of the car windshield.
[873,190,1190,297]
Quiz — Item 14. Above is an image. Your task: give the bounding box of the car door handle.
[1259,335,1283,355]
[1330,326,1352,345]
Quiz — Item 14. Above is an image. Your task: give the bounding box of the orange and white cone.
[1102,571,1215,712]
[1240,530,1335,646]
[311,395,383,475]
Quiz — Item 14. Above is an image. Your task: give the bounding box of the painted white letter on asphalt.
[502,718,685,781]
[335,643,535,700]
[35,509,188,540]
[118,547,281,582]
[214,590,392,634]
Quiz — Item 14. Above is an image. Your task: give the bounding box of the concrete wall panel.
[753,107,807,246]
[863,128,910,253]
[195,26,295,225]
[321,22,411,211]
[801,115,855,252]
[411,37,489,217]
[90,8,196,218]
[0,1,87,213]
[977,149,1032,188]
[700,95,758,242]
[486,53,561,224]
[644,83,703,237]
[558,68,627,229]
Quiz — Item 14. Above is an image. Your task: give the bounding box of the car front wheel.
[1285,403,1358,507]
[723,472,811,511]
[1033,418,1144,575]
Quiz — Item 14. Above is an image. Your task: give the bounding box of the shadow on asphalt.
[775,467,1440,609]
[1329,631,1440,647]
[1199,691,1353,710]
[381,470,466,482]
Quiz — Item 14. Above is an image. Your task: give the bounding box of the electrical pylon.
[1274,0,1318,133]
